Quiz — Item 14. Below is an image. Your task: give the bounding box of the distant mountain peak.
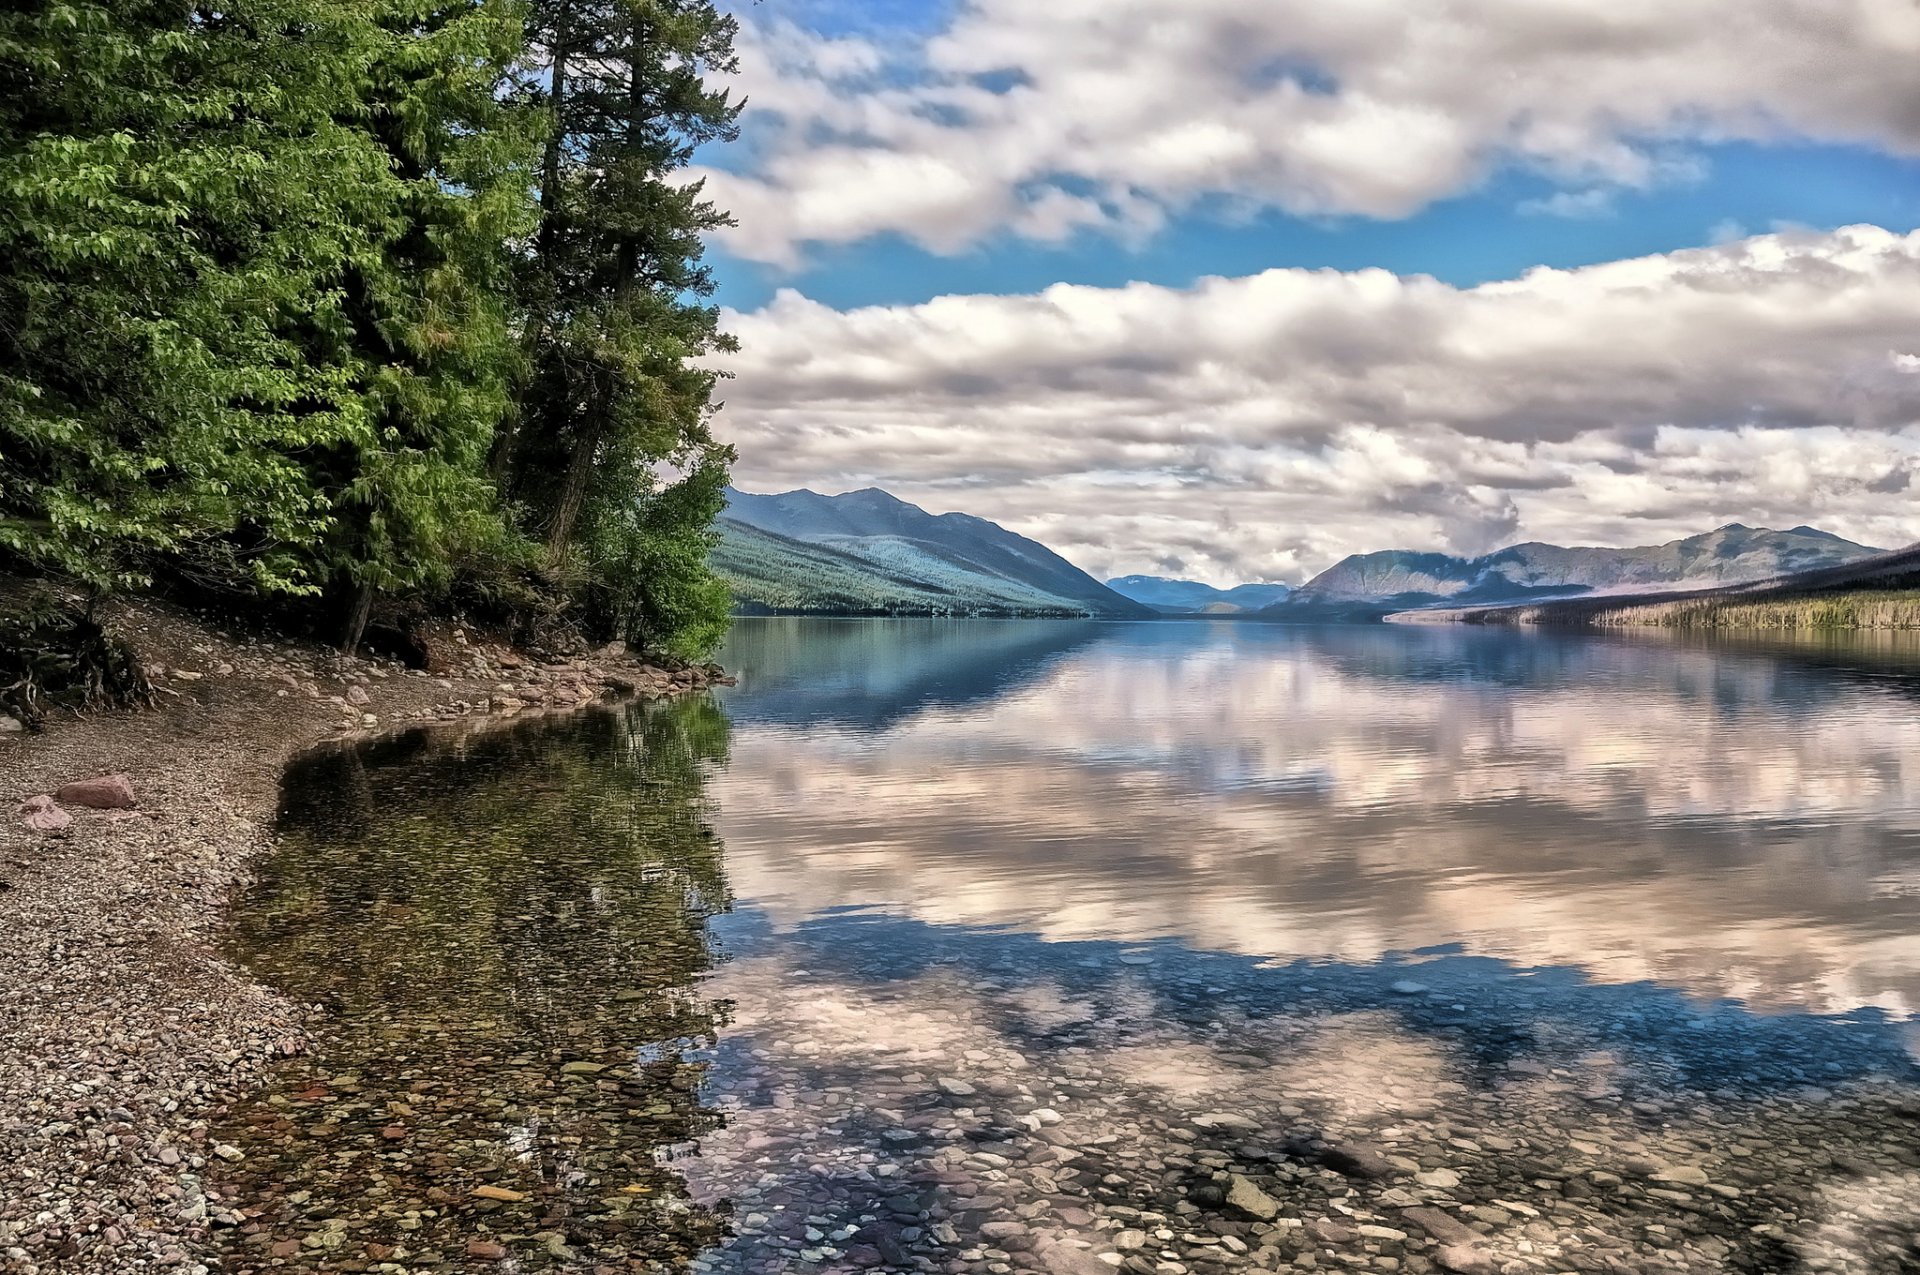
[1272,522,1884,618]
[1105,574,1293,615]
[715,485,1150,617]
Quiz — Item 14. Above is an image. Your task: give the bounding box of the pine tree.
[0,0,394,593]
[310,0,542,649]
[500,0,740,653]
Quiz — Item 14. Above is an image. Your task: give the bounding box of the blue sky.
[700,0,1920,584]
[709,141,1920,312]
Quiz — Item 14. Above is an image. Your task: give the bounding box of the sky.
[697,0,1920,585]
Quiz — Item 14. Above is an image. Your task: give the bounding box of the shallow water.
[213,619,1920,1273]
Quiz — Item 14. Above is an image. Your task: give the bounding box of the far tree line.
[0,0,742,659]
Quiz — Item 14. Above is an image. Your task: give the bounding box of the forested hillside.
[713,487,1151,617]
[0,0,740,689]
[1269,524,1883,620]
[1106,576,1294,614]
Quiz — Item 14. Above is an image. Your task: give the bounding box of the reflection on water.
[214,620,1920,1274]
[715,619,1920,1018]
[211,701,736,1270]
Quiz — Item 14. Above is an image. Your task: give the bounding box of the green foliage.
[499,0,741,656]
[0,591,154,726]
[580,451,735,659]
[304,0,545,645]
[0,0,393,591]
[0,0,739,659]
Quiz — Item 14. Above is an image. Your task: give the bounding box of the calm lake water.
[213,619,1920,1274]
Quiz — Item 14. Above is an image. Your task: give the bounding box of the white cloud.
[714,226,1920,582]
[1518,189,1616,220]
[1709,218,1752,245]
[703,0,1920,264]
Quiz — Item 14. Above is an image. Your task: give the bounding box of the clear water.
[213,619,1920,1274]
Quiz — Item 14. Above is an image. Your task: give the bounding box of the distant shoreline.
[1399,586,1920,632]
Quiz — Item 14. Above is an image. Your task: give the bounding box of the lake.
[212,618,1920,1274]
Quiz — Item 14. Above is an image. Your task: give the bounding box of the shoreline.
[0,596,726,1275]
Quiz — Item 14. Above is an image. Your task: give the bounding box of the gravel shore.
[0,598,725,1275]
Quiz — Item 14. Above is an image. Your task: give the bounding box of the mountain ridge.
[1266,523,1885,620]
[711,485,1887,625]
[1106,575,1294,615]
[1398,539,1920,629]
[714,487,1151,618]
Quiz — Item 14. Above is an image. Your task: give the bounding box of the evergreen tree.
[500,0,740,652]
[0,0,742,661]
[0,0,392,593]
[310,0,541,649]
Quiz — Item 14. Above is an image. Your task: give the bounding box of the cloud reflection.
[713,622,1920,1016]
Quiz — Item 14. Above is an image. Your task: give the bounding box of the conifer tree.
[312,0,541,649]
[500,0,740,651]
[0,0,396,592]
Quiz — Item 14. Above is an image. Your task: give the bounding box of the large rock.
[54,774,136,810]
[1225,1173,1280,1220]
[979,1221,1033,1252]
[1402,1207,1480,1246]
[18,795,70,833]
[1435,1242,1499,1274]
[1322,1141,1398,1179]
[1035,1239,1111,1275]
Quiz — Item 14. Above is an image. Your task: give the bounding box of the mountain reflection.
[717,616,1108,731]
[713,620,1920,1016]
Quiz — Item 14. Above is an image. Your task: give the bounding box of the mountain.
[1265,524,1885,621]
[1106,575,1294,615]
[713,487,1152,618]
[1403,540,1920,629]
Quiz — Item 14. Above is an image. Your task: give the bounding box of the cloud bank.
[716,226,1920,583]
[700,0,1920,265]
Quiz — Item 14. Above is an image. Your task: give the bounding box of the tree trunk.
[488,401,522,487]
[496,2,574,488]
[543,417,601,565]
[543,8,644,568]
[340,575,376,654]
[616,9,645,290]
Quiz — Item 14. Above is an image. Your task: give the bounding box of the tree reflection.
[211,698,734,1271]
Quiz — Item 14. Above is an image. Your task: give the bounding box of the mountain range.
[1405,539,1920,629]
[1106,576,1293,614]
[711,485,1890,622]
[713,487,1150,617]
[1264,523,1885,620]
